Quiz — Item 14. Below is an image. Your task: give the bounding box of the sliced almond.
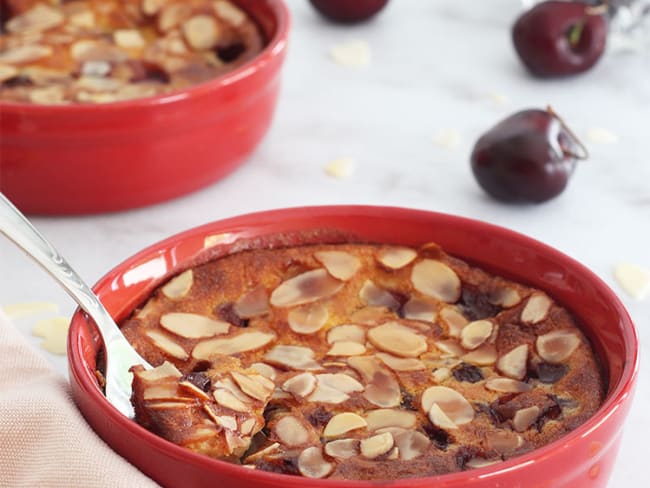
[158,3,192,32]
[487,430,524,454]
[298,446,333,479]
[462,343,497,366]
[147,401,189,409]
[160,312,230,338]
[323,412,367,438]
[250,362,276,380]
[376,352,425,372]
[114,29,145,49]
[213,1,247,26]
[512,406,541,432]
[234,285,270,318]
[161,270,193,299]
[142,0,169,16]
[192,331,275,359]
[243,442,281,463]
[29,86,65,105]
[440,307,469,338]
[214,377,252,403]
[365,409,416,431]
[367,322,427,358]
[178,380,211,401]
[360,432,394,459]
[376,247,417,269]
[465,458,502,469]
[231,372,274,403]
[6,4,64,34]
[270,269,343,308]
[81,60,111,77]
[359,280,401,310]
[401,297,437,322]
[421,386,474,426]
[485,377,532,393]
[411,260,461,303]
[432,367,451,383]
[133,361,182,381]
[460,320,493,350]
[326,341,366,356]
[288,302,329,334]
[315,373,364,394]
[496,344,528,380]
[0,64,18,82]
[0,45,52,65]
[143,383,185,401]
[213,388,250,413]
[324,439,359,459]
[264,345,321,370]
[434,339,464,357]
[348,356,401,408]
[521,293,553,324]
[327,324,366,344]
[144,330,188,360]
[393,430,430,461]
[274,416,310,447]
[70,40,127,63]
[349,306,390,325]
[183,15,219,51]
[68,10,96,28]
[489,286,521,308]
[314,250,361,281]
[282,372,317,398]
[536,330,580,363]
[427,403,458,430]
[203,406,238,430]
[240,418,257,436]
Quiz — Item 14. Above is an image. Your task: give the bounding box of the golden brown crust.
[123,242,604,479]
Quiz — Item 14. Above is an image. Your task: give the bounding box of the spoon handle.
[0,193,118,341]
[0,192,150,417]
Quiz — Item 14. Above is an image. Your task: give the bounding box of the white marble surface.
[1,1,648,486]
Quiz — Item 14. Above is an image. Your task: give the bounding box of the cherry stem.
[567,21,585,47]
[546,105,589,161]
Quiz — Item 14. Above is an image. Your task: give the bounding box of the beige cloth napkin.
[0,309,160,488]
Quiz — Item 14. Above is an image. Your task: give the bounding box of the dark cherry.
[470,107,588,203]
[309,0,389,23]
[512,1,608,77]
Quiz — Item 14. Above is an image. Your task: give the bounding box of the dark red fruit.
[512,1,608,77]
[470,108,588,203]
[309,0,389,23]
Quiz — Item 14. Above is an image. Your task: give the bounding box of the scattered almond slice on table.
[2,301,59,319]
[432,129,461,150]
[31,316,70,355]
[329,40,371,67]
[585,127,620,144]
[614,263,650,300]
[325,157,356,179]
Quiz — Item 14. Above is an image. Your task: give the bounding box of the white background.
[1,1,648,486]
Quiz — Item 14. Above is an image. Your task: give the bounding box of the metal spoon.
[0,192,151,418]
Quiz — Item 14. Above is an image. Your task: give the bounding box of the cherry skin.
[512,1,607,77]
[470,108,587,203]
[309,0,389,23]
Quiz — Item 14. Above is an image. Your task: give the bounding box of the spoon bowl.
[0,192,150,417]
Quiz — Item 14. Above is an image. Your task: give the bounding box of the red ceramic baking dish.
[0,0,290,215]
[67,206,638,487]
